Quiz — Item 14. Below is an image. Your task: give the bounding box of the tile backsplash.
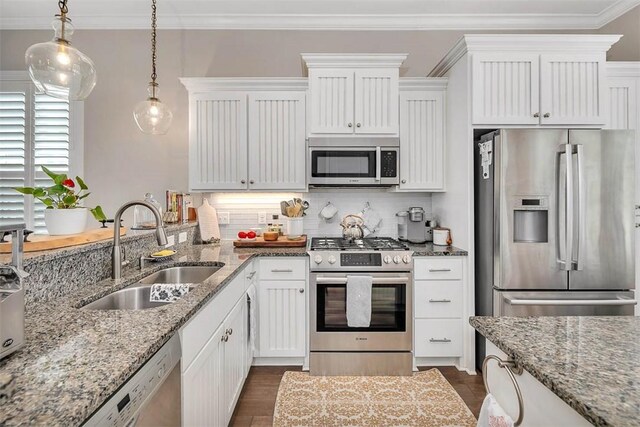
[205,190,432,239]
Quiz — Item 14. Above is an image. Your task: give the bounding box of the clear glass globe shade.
[25,18,97,101]
[133,92,173,135]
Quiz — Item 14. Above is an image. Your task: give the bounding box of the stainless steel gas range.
[308,237,413,376]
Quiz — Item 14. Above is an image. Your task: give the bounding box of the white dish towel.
[346,275,372,327]
[246,284,257,354]
[477,394,514,427]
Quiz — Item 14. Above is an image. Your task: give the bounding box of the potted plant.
[14,166,107,235]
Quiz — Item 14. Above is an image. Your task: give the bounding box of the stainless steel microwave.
[308,137,400,187]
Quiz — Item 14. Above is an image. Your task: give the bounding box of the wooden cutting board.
[0,227,127,253]
[233,235,307,248]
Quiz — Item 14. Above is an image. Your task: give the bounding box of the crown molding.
[606,61,640,77]
[301,54,408,71]
[180,77,308,93]
[428,34,623,77]
[2,4,639,31]
[399,77,448,91]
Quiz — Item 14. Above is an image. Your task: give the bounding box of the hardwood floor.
[230,366,486,426]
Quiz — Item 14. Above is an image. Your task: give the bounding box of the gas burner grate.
[310,237,409,251]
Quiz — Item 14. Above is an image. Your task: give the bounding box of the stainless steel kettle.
[340,215,364,240]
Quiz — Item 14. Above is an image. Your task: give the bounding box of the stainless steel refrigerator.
[475,129,637,317]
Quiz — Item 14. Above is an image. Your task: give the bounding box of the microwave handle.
[375,147,381,182]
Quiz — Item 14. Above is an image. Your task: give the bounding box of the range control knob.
[393,255,401,264]
[328,255,337,264]
[402,254,412,264]
[313,255,323,265]
[383,255,392,264]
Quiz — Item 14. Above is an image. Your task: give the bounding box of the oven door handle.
[315,276,410,285]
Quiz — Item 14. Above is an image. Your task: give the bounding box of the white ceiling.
[1,0,639,30]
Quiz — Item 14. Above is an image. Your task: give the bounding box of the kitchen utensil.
[280,201,289,216]
[340,215,365,240]
[319,202,338,220]
[197,199,220,242]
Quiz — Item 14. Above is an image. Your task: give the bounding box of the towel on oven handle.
[346,275,372,327]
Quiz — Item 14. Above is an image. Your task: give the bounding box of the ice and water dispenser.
[512,196,549,243]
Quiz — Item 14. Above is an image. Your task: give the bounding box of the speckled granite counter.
[470,316,640,427]
[0,241,307,426]
[406,242,467,256]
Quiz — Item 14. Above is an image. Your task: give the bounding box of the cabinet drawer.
[259,258,306,281]
[414,281,463,318]
[414,258,462,280]
[414,319,462,357]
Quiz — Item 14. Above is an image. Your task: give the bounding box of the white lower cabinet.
[414,319,463,357]
[257,280,306,357]
[181,272,248,427]
[485,341,591,426]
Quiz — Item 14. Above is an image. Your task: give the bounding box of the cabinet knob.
[226,328,233,335]
[221,334,229,342]
[249,180,254,185]
[356,123,361,128]
[241,179,246,184]
[299,288,305,293]
[533,112,540,118]
[348,123,353,128]
[401,179,407,184]
[543,113,550,118]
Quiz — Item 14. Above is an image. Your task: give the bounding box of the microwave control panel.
[381,150,398,177]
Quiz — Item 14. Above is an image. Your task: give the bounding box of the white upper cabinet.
[431,35,621,127]
[539,54,605,125]
[181,79,308,192]
[248,92,307,190]
[398,79,447,191]
[472,53,540,125]
[189,92,248,191]
[303,54,407,136]
[308,69,354,134]
[354,69,399,134]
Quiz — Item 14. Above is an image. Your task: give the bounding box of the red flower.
[62,179,75,188]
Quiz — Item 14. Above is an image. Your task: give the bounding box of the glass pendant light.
[134,0,173,135]
[25,0,97,101]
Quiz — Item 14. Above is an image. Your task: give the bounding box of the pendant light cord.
[58,0,68,16]
[150,0,158,98]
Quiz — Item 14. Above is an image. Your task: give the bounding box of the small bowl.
[263,231,279,241]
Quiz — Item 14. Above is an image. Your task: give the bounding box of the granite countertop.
[405,242,468,256]
[470,316,640,427]
[0,241,307,426]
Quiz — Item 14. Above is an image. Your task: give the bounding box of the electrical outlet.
[258,212,267,224]
[165,235,175,248]
[218,212,230,225]
[178,232,187,243]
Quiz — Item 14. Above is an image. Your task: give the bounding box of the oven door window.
[316,284,406,332]
[311,150,376,178]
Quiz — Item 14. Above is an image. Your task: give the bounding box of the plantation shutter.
[0,88,28,227]
[0,76,75,233]
[33,94,71,232]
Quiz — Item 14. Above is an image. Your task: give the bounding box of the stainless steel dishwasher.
[84,334,181,427]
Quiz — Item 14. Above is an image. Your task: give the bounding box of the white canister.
[433,228,451,246]
[285,217,304,239]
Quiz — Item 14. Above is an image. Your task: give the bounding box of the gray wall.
[1,10,638,223]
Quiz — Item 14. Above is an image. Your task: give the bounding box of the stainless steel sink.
[82,265,222,310]
[138,266,221,285]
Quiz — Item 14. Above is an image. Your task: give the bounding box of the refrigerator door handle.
[557,144,573,271]
[574,144,586,271]
[505,297,638,306]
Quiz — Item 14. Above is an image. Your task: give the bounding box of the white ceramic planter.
[44,208,88,235]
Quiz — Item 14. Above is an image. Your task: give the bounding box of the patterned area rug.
[273,368,477,427]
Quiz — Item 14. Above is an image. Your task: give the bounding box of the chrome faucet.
[112,200,167,279]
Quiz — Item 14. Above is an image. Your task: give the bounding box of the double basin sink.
[82,265,222,311]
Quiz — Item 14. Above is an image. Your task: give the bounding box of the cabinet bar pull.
[429,338,451,343]
[428,268,451,272]
[429,299,452,303]
[271,269,293,273]
[482,355,524,426]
